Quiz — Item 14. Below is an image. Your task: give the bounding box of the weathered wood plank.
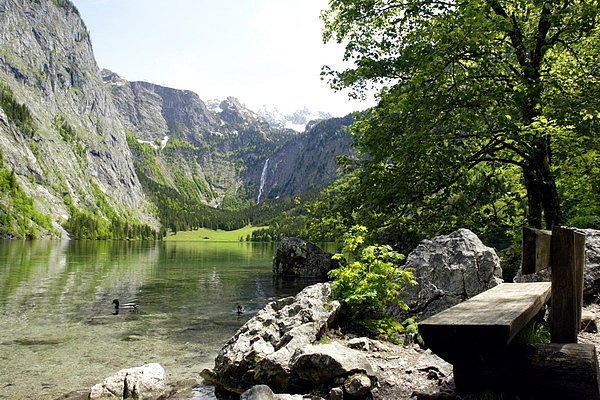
[453,343,600,400]
[419,282,551,364]
[550,226,586,343]
[522,227,552,274]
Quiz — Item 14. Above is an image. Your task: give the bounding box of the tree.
[322,0,600,230]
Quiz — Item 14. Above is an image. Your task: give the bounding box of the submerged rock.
[399,228,503,319]
[273,237,340,280]
[203,283,340,393]
[89,363,165,399]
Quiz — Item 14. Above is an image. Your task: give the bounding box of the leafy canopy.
[321,0,600,235]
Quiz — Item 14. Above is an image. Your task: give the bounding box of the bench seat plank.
[418,282,551,364]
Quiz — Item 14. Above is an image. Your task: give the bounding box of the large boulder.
[203,283,340,393]
[400,229,503,319]
[583,229,600,301]
[89,363,165,399]
[515,229,600,303]
[273,237,340,280]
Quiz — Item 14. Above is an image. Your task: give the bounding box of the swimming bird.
[112,299,139,313]
[236,304,246,315]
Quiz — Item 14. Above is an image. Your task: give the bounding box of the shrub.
[329,225,417,342]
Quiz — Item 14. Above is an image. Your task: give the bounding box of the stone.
[343,374,372,398]
[415,350,453,379]
[240,385,324,400]
[581,310,598,333]
[290,342,375,385]
[399,229,503,319]
[329,387,344,400]
[204,283,340,393]
[581,229,600,302]
[241,385,276,400]
[273,238,340,280]
[89,363,165,399]
[347,337,370,351]
[514,229,600,303]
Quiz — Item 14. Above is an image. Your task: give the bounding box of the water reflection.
[0,240,309,400]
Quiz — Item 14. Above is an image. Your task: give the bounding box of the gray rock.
[240,384,325,400]
[514,229,600,303]
[89,363,165,399]
[206,283,340,393]
[581,229,600,302]
[415,350,453,378]
[399,229,503,319]
[241,385,276,400]
[273,238,340,280]
[290,342,375,385]
[347,337,370,351]
[329,387,344,400]
[343,374,372,398]
[580,310,598,333]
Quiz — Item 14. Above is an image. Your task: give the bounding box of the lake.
[0,240,320,400]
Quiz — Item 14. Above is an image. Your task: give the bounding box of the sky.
[71,0,375,116]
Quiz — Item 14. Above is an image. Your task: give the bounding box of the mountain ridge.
[0,0,355,238]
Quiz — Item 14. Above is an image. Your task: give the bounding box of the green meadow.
[165,225,267,242]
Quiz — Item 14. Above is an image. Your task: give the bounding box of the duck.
[112,299,139,313]
[236,304,246,315]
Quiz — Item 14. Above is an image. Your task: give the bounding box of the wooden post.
[522,227,552,274]
[550,226,586,343]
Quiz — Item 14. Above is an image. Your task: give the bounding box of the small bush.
[329,225,417,342]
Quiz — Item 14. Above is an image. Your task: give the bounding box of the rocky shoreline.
[58,229,600,399]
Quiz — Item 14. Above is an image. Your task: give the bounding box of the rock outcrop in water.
[273,237,340,280]
[89,363,166,399]
[202,283,354,394]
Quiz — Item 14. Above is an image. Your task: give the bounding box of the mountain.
[250,115,354,203]
[256,105,333,132]
[103,70,299,208]
[104,70,354,209]
[0,0,157,238]
[0,0,354,238]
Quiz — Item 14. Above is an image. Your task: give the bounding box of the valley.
[0,0,354,240]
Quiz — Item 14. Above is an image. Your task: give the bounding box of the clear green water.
[0,240,317,400]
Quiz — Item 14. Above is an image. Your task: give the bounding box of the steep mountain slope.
[0,0,355,237]
[0,0,157,237]
[104,70,350,210]
[251,115,354,203]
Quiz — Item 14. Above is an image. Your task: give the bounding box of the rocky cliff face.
[252,115,354,203]
[0,0,354,237]
[105,70,353,207]
[0,0,155,236]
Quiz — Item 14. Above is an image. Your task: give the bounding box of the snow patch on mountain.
[257,105,333,132]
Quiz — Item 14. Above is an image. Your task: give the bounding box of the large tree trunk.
[522,146,562,229]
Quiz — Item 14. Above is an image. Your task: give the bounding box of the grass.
[165,225,268,242]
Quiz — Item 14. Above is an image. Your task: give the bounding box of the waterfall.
[256,158,269,204]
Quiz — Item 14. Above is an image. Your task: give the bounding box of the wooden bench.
[419,282,551,364]
[418,226,600,399]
